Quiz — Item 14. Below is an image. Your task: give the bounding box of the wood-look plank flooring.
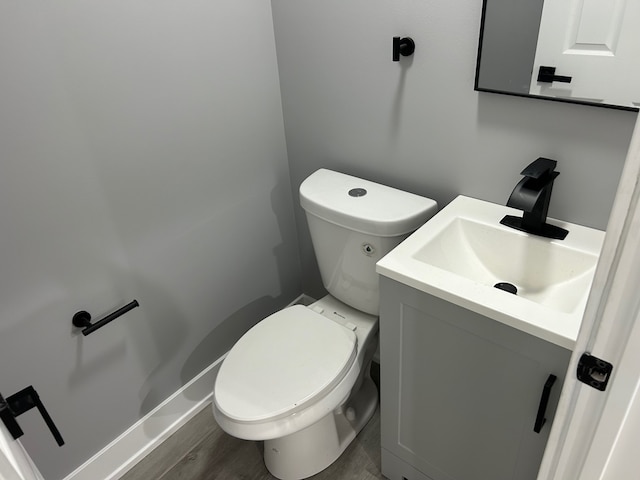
[122,398,383,480]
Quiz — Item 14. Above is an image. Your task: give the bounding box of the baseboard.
[291,293,316,306]
[63,354,226,480]
[63,293,317,480]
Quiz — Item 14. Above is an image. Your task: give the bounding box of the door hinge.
[577,353,613,391]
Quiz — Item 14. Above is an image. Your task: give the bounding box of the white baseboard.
[294,294,316,306]
[63,293,315,480]
[63,354,226,480]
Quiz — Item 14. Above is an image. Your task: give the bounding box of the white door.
[0,421,44,480]
[537,113,640,478]
[529,0,640,107]
[586,317,640,480]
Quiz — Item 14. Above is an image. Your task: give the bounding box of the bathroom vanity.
[378,277,570,480]
[375,195,605,480]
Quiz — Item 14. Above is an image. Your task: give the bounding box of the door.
[529,0,640,107]
[583,306,640,480]
[0,421,44,480]
[537,111,640,478]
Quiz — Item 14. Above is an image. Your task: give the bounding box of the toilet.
[212,168,438,480]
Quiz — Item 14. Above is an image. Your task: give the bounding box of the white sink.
[376,195,605,349]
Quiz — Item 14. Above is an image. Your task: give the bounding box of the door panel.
[530,0,640,106]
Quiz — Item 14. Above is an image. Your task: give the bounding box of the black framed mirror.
[475,0,639,112]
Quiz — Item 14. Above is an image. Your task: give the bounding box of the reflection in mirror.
[475,0,640,111]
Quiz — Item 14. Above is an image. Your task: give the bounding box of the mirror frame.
[474,0,639,113]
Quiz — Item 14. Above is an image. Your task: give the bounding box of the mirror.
[475,0,639,111]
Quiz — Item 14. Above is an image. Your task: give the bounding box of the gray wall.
[0,1,301,478]
[1,1,637,477]
[271,0,638,299]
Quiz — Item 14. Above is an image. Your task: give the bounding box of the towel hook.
[393,36,415,61]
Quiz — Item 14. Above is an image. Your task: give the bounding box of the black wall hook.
[73,299,139,336]
[393,36,415,61]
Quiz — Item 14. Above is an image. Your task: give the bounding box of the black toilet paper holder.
[72,299,139,336]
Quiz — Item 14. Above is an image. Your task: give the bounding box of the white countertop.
[376,195,606,350]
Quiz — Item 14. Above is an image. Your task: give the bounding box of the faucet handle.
[520,157,558,179]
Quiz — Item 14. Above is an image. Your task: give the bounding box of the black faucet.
[500,158,569,240]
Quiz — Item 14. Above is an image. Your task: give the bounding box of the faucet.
[500,157,569,240]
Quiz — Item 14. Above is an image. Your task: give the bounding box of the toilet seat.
[214,305,358,424]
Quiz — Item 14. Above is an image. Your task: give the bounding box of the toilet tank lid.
[300,169,438,236]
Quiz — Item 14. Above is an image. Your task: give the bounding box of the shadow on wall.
[122,271,189,417]
[129,178,302,416]
[179,179,303,399]
[179,294,284,384]
[68,338,128,390]
[390,55,414,145]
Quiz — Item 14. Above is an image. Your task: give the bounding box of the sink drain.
[494,282,518,295]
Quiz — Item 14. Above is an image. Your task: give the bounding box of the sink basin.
[413,216,597,314]
[376,195,605,349]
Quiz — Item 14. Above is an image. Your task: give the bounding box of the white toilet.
[212,168,438,480]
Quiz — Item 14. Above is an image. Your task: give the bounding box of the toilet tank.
[300,169,438,315]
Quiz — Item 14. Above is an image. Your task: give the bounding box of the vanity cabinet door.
[379,277,571,480]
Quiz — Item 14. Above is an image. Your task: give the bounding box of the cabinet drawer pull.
[533,374,557,433]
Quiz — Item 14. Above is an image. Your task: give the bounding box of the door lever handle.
[537,66,572,84]
[1,386,64,446]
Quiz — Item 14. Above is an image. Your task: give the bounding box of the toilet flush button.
[345,322,357,331]
[312,306,324,315]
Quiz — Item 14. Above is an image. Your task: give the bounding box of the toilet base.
[263,375,378,480]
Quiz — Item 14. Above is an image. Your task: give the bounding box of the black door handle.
[1,386,64,446]
[537,66,572,84]
[534,374,557,433]
[0,394,24,440]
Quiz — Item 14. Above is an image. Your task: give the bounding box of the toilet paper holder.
[72,299,139,336]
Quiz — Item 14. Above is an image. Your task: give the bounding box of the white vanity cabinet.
[379,277,571,480]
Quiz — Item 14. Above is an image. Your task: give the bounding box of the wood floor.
[121,400,383,480]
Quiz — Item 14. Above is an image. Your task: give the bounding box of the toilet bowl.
[214,295,378,479]
[212,169,438,480]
